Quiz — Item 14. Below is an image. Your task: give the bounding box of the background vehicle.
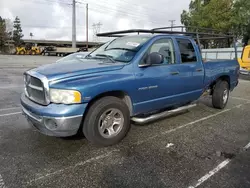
[42,46,87,57]
[56,51,90,63]
[238,45,250,75]
[21,27,239,146]
[16,43,41,55]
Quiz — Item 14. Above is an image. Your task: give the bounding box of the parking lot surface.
[0,55,250,188]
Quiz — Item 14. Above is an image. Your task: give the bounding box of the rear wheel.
[19,50,25,55]
[212,80,229,109]
[83,96,131,146]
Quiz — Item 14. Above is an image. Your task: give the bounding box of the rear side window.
[177,39,197,63]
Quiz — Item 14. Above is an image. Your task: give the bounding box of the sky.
[0,0,190,42]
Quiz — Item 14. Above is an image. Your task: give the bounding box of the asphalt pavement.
[0,55,250,188]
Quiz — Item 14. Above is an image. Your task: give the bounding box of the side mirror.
[140,52,164,67]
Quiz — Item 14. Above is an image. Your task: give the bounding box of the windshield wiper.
[105,47,137,52]
[85,54,92,58]
[95,54,116,63]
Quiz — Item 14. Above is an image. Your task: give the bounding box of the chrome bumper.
[22,106,83,137]
[240,68,250,75]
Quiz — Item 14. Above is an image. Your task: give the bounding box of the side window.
[149,39,175,65]
[177,39,197,63]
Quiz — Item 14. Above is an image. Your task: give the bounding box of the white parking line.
[0,174,6,188]
[0,107,20,112]
[231,96,250,102]
[239,79,250,83]
[188,141,250,188]
[28,104,240,184]
[0,112,22,117]
[162,109,231,135]
[244,142,250,150]
[0,85,22,89]
[28,150,118,184]
[188,159,231,188]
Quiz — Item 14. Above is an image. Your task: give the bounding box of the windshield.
[87,36,151,63]
[56,52,89,62]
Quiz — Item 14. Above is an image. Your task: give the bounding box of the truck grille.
[24,74,47,105]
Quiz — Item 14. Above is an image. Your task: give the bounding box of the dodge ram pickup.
[21,29,240,146]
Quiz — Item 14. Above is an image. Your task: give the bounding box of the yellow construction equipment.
[238,45,250,74]
[15,43,41,55]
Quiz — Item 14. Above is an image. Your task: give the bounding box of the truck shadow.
[60,131,85,140]
[198,96,213,108]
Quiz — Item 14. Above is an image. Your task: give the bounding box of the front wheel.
[31,50,36,55]
[212,80,229,109]
[19,50,25,55]
[83,96,131,146]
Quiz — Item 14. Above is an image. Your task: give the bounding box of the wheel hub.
[223,89,228,104]
[104,116,114,127]
[98,108,124,138]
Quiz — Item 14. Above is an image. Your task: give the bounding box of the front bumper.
[240,68,250,75]
[21,93,87,137]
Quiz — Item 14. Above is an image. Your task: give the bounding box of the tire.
[212,80,229,109]
[20,50,25,55]
[83,96,131,146]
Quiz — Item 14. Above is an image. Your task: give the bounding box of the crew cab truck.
[21,28,239,146]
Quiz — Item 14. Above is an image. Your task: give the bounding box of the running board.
[131,104,197,124]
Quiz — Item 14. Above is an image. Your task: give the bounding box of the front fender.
[49,70,136,104]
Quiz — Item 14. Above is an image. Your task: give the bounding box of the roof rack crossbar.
[96,29,234,39]
[152,25,233,34]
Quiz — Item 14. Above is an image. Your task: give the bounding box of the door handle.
[196,68,203,72]
[170,72,179,75]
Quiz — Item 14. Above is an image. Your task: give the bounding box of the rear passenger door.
[175,38,204,98]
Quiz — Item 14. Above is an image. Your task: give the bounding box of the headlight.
[49,89,81,104]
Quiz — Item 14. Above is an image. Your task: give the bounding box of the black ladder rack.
[96,26,237,59]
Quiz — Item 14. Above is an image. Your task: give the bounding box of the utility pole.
[86,3,88,50]
[169,20,176,31]
[72,0,76,48]
[92,22,102,42]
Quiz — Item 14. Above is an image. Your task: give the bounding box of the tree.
[181,0,233,32]
[5,18,13,39]
[232,0,250,45]
[181,0,250,47]
[242,23,250,45]
[0,16,8,52]
[13,16,23,46]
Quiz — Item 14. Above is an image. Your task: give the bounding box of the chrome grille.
[24,73,47,105]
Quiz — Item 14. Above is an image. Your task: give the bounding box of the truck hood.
[33,58,125,81]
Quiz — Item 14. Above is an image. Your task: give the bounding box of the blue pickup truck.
[21,29,239,146]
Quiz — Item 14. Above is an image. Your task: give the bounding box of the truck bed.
[203,59,239,90]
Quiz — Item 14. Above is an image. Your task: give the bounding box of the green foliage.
[13,16,23,46]
[0,16,8,52]
[242,23,250,45]
[181,0,250,45]
[232,0,250,44]
[181,0,233,31]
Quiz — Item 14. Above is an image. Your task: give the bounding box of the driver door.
[134,38,184,114]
